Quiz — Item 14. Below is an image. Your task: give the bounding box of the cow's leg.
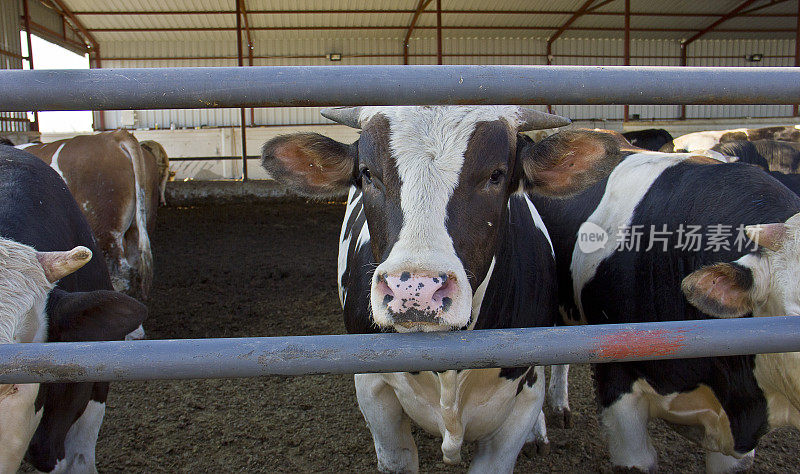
[354,373,418,474]
[49,400,104,474]
[523,409,550,456]
[0,384,42,473]
[600,391,657,472]
[547,364,571,428]
[705,450,755,474]
[470,366,546,474]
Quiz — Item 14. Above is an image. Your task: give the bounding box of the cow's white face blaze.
[358,107,530,331]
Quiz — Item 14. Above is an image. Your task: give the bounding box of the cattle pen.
[1,65,800,381]
[3,65,800,472]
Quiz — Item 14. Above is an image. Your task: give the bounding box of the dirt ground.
[87,201,799,473]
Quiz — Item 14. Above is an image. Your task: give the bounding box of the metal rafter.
[682,0,761,46]
[548,0,599,48]
[403,0,434,65]
[45,0,100,53]
[68,9,796,18]
[740,0,791,15]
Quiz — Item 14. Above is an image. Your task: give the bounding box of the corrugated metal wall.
[99,36,797,129]
[1,0,27,132]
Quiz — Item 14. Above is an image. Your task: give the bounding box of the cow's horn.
[36,246,92,283]
[745,223,788,252]
[516,107,571,131]
[321,107,362,129]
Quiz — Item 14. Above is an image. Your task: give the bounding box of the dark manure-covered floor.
[92,201,799,473]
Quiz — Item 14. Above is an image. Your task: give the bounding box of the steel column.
[2,66,800,111]
[436,0,443,65]
[236,0,248,181]
[680,46,687,119]
[1,317,799,384]
[623,0,630,122]
[22,0,38,131]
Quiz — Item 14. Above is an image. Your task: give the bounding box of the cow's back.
[23,132,136,252]
[580,160,800,326]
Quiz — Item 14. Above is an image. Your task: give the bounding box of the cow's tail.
[119,133,153,300]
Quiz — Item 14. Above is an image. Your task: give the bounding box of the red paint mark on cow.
[594,329,689,361]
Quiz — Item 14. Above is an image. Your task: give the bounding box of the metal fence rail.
[2,65,799,382]
[1,66,799,111]
[1,317,799,384]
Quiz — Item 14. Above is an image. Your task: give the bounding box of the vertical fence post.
[236,0,248,181]
[22,0,38,132]
[436,0,443,65]
[680,44,687,120]
[623,0,630,122]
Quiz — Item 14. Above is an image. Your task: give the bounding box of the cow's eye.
[359,167,372,185]
[489,169,505,184]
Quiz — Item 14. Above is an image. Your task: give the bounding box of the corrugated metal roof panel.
[65,0,800,44]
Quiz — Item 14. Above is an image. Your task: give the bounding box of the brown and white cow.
[0,144,146,473]
[262,106,622,472]
[139,140,171,207]
[19,130,154,301]
[663,125,800,153]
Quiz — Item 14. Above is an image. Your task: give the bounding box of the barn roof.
[28,0,800,59]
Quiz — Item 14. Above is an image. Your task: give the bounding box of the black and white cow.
[712,139,800,175]
[530,130,800,473]
[262,106,622,472]
[662,125,800,153]
[0,145,146,473]
[621,129,673,152]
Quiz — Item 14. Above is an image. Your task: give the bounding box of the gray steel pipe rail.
[1,66,799,111]
[1,316,798,384]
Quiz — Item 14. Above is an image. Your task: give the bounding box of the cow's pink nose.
[376,272,457,323]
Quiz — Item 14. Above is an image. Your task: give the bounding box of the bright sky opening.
[20,33,93,133]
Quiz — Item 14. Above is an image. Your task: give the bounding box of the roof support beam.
[85,25,793,33]
[682,0,760,47]
[70,8,795,18]
[46,0,100,53]
[547,0,598,51]
[403,0,434,65]
[740,0,791,15]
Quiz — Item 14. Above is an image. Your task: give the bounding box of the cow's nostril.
[432,275,457,306]
[376,273,394,306]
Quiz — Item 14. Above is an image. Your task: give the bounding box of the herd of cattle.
[2,112,800,472]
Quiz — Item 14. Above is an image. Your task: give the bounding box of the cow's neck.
[754,352,800,429]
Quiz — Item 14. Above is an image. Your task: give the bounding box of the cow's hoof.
[551,407,572,429]
[523,439,550,457]
[602,466,656,474]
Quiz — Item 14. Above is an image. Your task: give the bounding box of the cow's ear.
[261,133,356,198]
[47,288,147,342]
[518,130,624,197]
[681,263,755,318]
